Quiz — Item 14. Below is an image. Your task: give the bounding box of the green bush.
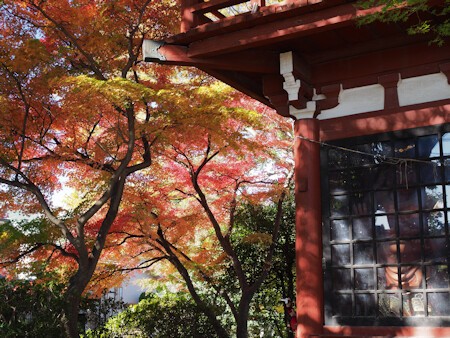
[85,291,218,338]
[0,278,65,338]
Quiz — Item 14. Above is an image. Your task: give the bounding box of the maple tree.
[96,95,294,337]
[0,0,178,336]
[0,0,296,337]
[93,196,296,338]
[0,1,295,338]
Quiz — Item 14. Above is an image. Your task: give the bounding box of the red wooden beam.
[143,41,280,73]
[311,42,450,88]
[168,0,339,45]
[320,101,450,141]
[186,3,388,58]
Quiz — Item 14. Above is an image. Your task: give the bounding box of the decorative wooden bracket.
[263,74,290,117]
[280,51,313,107]
[316,84,341,113]
[290,101,317,119]
[263,52,315,117]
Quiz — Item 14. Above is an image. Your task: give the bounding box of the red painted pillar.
[294,118,323,338]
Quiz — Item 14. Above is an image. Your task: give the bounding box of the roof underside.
[145,0,450,115]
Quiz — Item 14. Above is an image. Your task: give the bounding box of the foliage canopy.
[0,1,294,337]
[358,0,450,45]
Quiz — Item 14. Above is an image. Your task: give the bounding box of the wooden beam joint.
[378,73,400,109]
[263,74,290,117]
[316,83,340,112]
[280,51,315,118]
[143,41,279,74]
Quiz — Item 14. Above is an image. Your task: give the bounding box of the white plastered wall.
[318,84,385,120]
[398,73,450,107]
[279,50,450,120]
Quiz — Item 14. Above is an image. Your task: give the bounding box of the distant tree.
[85,290,219,338]
[218,197,296,338]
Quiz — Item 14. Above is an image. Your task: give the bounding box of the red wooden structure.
[144,1,450,337]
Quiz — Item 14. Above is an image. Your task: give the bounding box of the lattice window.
[322,123,450,326]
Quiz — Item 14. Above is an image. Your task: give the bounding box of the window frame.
[322,123,450,327]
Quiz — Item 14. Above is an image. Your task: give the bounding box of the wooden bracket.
[316,83,341,112]
[263,74,290,117]
[378,73,400,109]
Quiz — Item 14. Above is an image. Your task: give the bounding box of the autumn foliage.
[0,1,293,337]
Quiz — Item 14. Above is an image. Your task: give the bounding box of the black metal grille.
[322,123,450,326]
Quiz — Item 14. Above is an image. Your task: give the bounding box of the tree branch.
[0,241,78,266]
[167,240,238,319]
[121,0,152,78]
[155,224,230,338]
[187,140,247,289]
[249,170,294,294]
[30,2,106,80]
[0,158,76,245]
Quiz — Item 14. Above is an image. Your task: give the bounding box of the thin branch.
[0,63,31,177]
[105,231,145,247]
[187,142,247,289]
[167,240,238,319]
[121,0,152,78]
[14,132,116,173]
[91,256,166,284]
[83,118,101,155]
[30,2,106,80]
[174,188,201,202]
[1,241,78,266]
[249,170,294,294]
[0,158,76,245]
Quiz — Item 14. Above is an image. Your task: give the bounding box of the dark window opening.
[322,123,450,326]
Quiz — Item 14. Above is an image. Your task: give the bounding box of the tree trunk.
[62,267,93,338]
[236,292,253,338]
[285,229,296,338]
[62,283,83,338]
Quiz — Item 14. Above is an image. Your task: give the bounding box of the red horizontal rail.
[181,0,306,32]
[181,0,291,31]
[190,0,251,14]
